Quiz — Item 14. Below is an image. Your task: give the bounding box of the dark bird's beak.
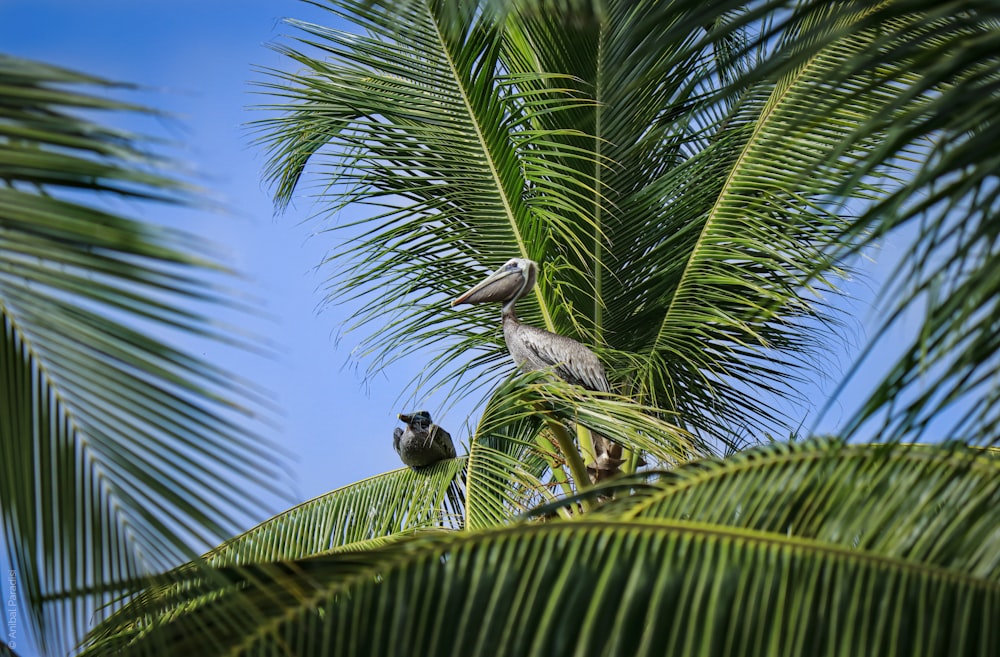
[398,413,412,423]
[452,268,523,306]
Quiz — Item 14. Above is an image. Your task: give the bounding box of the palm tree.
[33,0,1000,654]
[0,56,284,654]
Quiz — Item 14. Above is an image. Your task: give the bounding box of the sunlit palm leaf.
[464,378,554,528]
[205,457,466,562]
[0,55,280,653]
[81,441,1000,656]
[462,371,709,526]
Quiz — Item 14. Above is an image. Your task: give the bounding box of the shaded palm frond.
[704,1,1000,444]
[593,438,1000,578]
[0,55,280,653]
[601,3,937,442]
[80,441,1000,657]
[781,2,1000,444]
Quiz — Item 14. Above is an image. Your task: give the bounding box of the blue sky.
[1,0,927,652]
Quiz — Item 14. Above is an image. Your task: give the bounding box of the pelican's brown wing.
[515,323,610,393]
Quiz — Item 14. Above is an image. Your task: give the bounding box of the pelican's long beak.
[452,268,522,306]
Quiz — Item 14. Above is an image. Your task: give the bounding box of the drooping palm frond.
[255,0,600,372]
[205,457,467,562]
[79,459,466,652]
[764,1,1000,445]
[0,55,281,653]
[80,440,1000,656]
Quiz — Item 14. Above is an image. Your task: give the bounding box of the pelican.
[452,258,625,478]
[451,258,610,392]
[393,411,456,468]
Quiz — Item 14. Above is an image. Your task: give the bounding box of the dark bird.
[393,411,457,468]
[452,258,627,478]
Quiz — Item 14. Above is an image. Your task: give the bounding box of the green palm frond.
[80,440,1000,656]
[593,439,1000,577]
[464,376,555,528]
[589,2,925,440]
[205,457,467,562]
[770,2,1000,444]
[678,1,1000,444]
[462,371,709,525]
[0,55,280,653]
[78,459,466,651]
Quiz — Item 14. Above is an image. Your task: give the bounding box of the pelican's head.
[451,258,538,309]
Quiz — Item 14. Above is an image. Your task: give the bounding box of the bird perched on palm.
[452,258,628,480]
[453,258,609,391]
[393,411,456,468]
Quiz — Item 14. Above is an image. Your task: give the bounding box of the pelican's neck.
[501,299,518,324]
